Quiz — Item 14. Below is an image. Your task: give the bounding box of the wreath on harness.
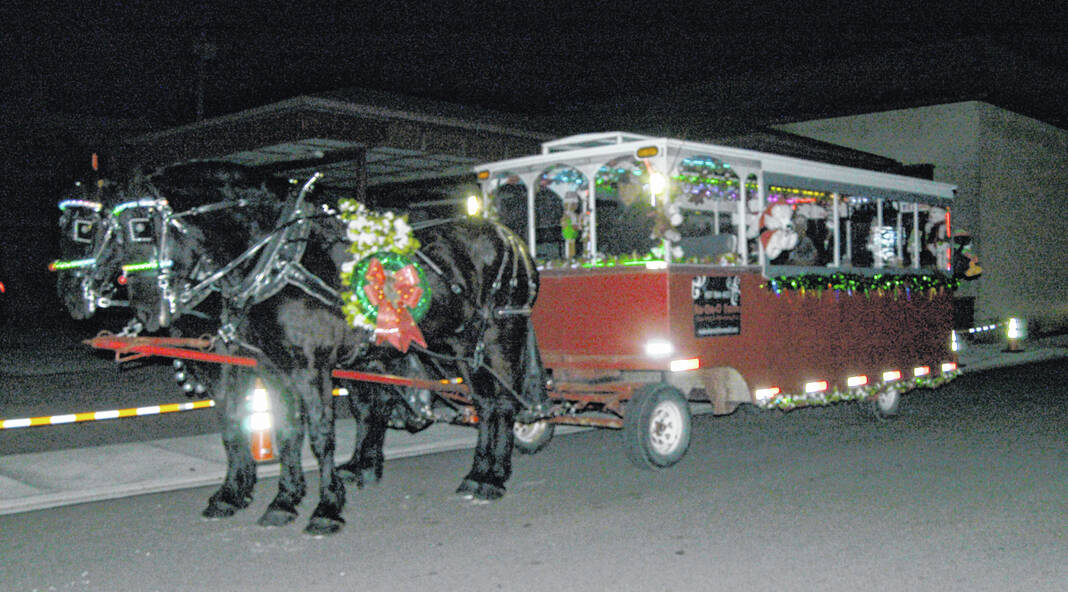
[338,199,430,352]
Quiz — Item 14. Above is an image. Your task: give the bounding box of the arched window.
[594,157,657,257]
[670,155,741,262]
[534,165,588,260]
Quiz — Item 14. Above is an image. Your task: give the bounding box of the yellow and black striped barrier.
[0,400,215,430]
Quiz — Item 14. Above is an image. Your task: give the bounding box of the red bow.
[363,257,427,352]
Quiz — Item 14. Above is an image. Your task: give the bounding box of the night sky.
[5,1,1067,127]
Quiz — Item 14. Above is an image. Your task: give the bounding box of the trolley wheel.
[513,420,554,454]
[623,383,692,470]
[870,386,901,420]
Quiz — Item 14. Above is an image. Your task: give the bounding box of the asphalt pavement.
[1,327,1066,516]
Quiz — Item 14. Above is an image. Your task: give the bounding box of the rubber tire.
[513,420,554,454]
[871,386,901,420]
[623,383,692,470]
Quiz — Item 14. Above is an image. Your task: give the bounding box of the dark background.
[2,0,1067,325]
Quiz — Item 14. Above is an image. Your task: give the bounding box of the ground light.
[1005,317,1027,352]
[247,378,275,461]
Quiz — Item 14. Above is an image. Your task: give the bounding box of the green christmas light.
[48,258,96,272]
[763,273,959,297]
[121,260,172,274]
[112,198,167,217]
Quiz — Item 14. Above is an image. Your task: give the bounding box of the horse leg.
[257,376,307,527]
[203,366,256,518]
[301,365,347,536]
[457,373,518,501]
[337,382,390,487]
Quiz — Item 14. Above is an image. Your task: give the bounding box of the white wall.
[775,101,1068,328]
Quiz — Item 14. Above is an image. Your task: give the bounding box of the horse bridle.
[95,173,340,335]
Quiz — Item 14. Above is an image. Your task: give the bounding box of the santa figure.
[755,203,800,260]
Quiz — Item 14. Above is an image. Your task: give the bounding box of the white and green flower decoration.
[337,198,422,330]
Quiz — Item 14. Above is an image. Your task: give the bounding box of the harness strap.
[228,173,322,309]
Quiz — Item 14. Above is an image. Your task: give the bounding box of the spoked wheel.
[870,386,901,420]
[623,384,692,470]
[513,420,555,454]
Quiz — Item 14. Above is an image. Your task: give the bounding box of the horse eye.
[128,217,154,242]
[73,219,95,244]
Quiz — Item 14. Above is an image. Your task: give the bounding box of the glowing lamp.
[466,195,481,216]
[670,358,700,372]
[1006,318,1027,340]
[941,362,957,373]
[754,387,780,402]
[847,375,868,387]
[247,378,274,461]
[882,370,902,382]
[913,366,930,377]
[805,380,828,393]
[648,172,667,201]
[476,170,490,180]
[644,339,674,357]
[635,145,659,158]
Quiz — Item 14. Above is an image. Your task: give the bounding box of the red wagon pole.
[330,369,471,395]
[85,334,258,367]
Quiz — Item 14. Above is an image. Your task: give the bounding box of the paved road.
[1,359,1065,592]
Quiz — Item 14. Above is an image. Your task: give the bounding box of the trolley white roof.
[475,131,956,204]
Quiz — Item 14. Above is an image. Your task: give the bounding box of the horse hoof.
[455,479,505,501]
[336,464,359,483]
[201,493,250,519]
[201,503,238,519]
[359,467,381,486]
[338,464,381,488]
[455,478,479,498]
[475,482,505,501]
[258,507,298,528]
[304,516,344,537]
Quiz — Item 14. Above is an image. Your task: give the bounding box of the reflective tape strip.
[0,400,215,430]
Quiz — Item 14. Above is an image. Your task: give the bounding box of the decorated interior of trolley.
[474,132,958,275]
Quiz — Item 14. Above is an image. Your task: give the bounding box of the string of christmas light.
[763,272,960,297]
[112,198,168,216]
[121,259,172,274]
[57,199,102,212]
[48,258,96,271]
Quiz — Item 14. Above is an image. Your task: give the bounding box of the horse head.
[99,162,294,333]
[53,181,118,319]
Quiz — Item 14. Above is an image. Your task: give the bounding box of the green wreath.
[345,251,431,326]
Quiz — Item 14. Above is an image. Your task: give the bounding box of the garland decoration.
[337,199,429,352]
[762,272,960,297]
[757,370,960,412]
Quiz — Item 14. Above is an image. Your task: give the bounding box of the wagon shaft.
[85,334,257,366]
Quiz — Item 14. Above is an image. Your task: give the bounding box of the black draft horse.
[54,181,115,320]
[85,163,547,535]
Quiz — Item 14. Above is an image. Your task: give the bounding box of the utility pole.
[192,29,217,121]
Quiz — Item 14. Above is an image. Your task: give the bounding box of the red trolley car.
[473,132,961,468]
